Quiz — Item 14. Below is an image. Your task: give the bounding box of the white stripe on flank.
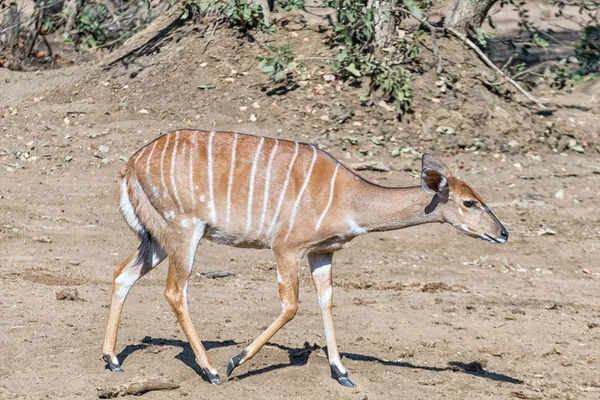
[133,146,147,165]
[245,137,264,235]
[256,139,278,236]
[285,145,318,240]
[267,142,299,238]
[170,131,185,213]
[189,132,197,209]
[207,131,217,224]
[160,133,172,199]
[225,133,239,228]
[145,140,159,198]
[315,163,339,231]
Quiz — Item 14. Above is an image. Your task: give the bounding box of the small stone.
[56,288,83,301]
[252,102,260,109]
[139,109,149,114]
[554,190,564,199]
[240,106,248,111]
[508,140,520,148]
[249,114,257,122]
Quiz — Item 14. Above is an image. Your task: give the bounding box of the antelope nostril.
[501,228,509,239]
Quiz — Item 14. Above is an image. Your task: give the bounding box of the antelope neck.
[350,183,444,233]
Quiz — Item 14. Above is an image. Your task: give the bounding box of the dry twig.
[392,7,547,110]
[97,376,179,398]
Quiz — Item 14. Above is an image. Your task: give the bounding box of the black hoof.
[226,351,247,377]
[103,354,124,373]
[331,365,356,387]
[337,376,357,387]
[202,369,221,385]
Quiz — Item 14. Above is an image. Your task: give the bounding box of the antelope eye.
[463,200,476,208]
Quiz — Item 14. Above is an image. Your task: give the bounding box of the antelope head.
[421,153,509,244]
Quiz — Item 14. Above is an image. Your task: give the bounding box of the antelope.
[103,129,508,387]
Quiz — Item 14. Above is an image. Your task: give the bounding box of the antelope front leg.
[308,252,355,387]
[226,250,300,377]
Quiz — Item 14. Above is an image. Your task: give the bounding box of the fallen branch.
[446,27,547,110]
[100,5,186,68]
[392,7,547,110]
[97,376,179,398]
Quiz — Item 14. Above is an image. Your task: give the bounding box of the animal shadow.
[343,352,523,384]
[114,336,237,382]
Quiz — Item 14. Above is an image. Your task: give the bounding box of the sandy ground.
[1,15,600,400]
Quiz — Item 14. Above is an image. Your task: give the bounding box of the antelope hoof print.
[103,354,124,373]
[226,351,247,377]
[202,369,221,385]
[332,367,356,387]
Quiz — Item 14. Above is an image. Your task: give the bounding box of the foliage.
[183,0,273,33]
[325,0,425,117]
[223,0,273,32]
[574,24,600,73]
[276,0,305,12]
[256,44,297,82]
[73,1,153,49]
[497,0,599,88]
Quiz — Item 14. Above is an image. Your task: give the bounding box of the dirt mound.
[31,18,597,174]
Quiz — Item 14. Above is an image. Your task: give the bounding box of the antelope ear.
[421,153,451,195]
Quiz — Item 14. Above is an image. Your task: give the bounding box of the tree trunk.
[62,0,82,36]
[1,1,20,48]
[445,0,498,35]
[368,0,397,47]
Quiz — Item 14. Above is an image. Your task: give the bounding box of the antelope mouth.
[480,234,506,244]
[454,224,506,244]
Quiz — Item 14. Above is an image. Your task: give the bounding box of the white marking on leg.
[267,142,300,238]
[318,287,332,309]
[180,219,189,228]
[164,210,175,220]
[119,178,144,234]
[225,133,239,228]
[189,132,197,210]
[160,133,172,199]
[461,223,469,231]
[188,218,206,266]
[170,131,185,213]
[146,140,159,198]
[285,145,318,240]
[245,137,264,235]
[207,131,217,225]
[257,139,278,237]
[315,163,339,231]
[115,268,139,299]
[308,253,347,375]
[277,270,284,284]
[199,195,205,203]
